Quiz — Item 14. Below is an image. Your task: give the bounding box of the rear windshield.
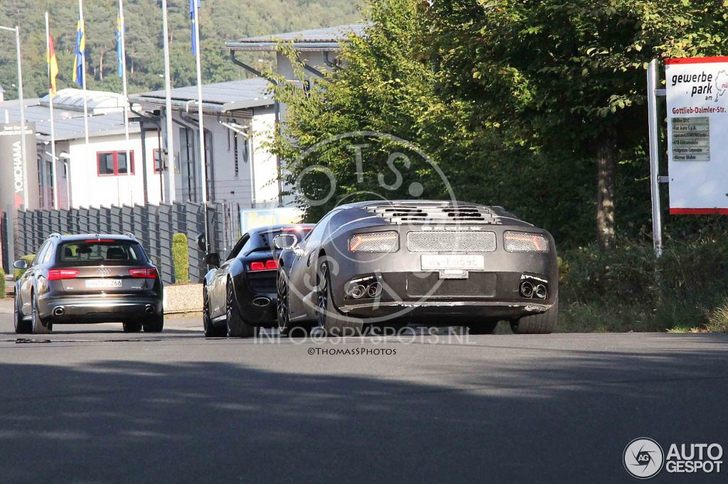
[254,228,311,251]
[56,239,147,266]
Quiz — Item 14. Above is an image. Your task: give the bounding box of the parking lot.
[0,297,727,482]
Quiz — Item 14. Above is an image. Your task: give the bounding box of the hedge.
[172,233,190,285]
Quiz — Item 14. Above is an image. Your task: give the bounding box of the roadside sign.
[665,56,728,214]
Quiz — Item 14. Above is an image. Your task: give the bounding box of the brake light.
[48,269,80,281]
[504,231,550,253]
[84,239,116,244]
[249,259,279,272]
[128,267,159,279]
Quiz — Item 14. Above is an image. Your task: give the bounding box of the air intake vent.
[367,203,501,225]
[407,231,497,252]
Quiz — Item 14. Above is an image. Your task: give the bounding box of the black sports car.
[275,200,558,335]
[13,233,163,334]
[201,224,313,337]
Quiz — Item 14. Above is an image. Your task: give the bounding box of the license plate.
[85,279,122,289]
[421,254,485,271]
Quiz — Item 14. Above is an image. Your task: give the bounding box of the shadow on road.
[0,335,727,482]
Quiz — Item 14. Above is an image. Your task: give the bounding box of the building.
[226,24,366,81]
[0,89,161,210]
[131,78,279,211]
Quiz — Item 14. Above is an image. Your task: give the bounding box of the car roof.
[247,224,314,235]
[52,234,138,242]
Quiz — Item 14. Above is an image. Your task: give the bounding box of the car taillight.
[128,267,159,279]
[249,259,279,272]
[504,231,550,253]
[48,269,80,281]
[349,231,399,253]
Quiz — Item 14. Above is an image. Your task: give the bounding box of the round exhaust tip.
[53,307,65,316]
[534,284,548,299]
[519,281,534,298]
[350,284,367,299]
[252,296,271,307]
[366,282,382,298]
[144,304,154,314]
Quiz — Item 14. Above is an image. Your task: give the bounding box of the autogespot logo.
[624,437,724,479]
[623,438,664,479]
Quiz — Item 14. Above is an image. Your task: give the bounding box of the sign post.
[647,59,664,257]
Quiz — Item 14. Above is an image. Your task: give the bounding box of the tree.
[274,0,728,247]
[425,0,728,249]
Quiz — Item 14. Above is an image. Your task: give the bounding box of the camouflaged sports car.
[274,200,558,335]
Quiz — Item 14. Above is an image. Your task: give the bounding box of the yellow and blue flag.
[72,20,85,88]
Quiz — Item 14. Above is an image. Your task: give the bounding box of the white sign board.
[666,57,728,214]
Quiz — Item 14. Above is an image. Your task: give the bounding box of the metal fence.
[10,202,227,285]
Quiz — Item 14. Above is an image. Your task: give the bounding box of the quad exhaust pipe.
[346,278,383,299]
[519,280,548,300]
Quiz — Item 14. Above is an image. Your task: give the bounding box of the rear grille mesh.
[407,231,497,252]
[367,203,501,224]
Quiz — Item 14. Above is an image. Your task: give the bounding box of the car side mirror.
[13,260,28,270]
[204,253,220,268]
[197,233,206,252]
[273,234,298,250]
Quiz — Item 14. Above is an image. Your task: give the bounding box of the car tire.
[277,269,314,337]
[31,293,52,334]
[203,288,225,337]
[123,321,142,333]
[14,295,32,334]
[511,298,558,334]
[226,281,255,338]
[143,315,164,333]
[317,257,361,336]
[466,322,498,335]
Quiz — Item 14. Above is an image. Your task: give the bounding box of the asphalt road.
[0,298,726,483]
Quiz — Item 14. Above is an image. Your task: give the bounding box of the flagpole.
[78,0,89,207]
[192,0,209,253]
[118,0,133,206]
[161,0,175,203]
[45,12,58,210]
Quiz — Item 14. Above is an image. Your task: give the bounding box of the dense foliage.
[273,0,728,247]
[0,0,361,98]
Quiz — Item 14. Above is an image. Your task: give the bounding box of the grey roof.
[227,23,367,52]
[131,78,273,113]
[0,97,138,142]
[40,88,128,113]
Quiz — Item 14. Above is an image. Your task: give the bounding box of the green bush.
[559,238,728,332]
[14,254,35,279]
[0,266,5,298]
[172,233,190,285]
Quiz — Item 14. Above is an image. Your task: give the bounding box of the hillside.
[0,0,363,99]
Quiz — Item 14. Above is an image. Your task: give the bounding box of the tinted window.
[57,240,147,266]
[253,227,312,252]
[33,241,51,266]
[226,235,249,261]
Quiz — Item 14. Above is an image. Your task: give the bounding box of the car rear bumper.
[339,299,554,324]
[38,294,163,323]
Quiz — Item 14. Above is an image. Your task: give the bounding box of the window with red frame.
[97,151,135,176]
